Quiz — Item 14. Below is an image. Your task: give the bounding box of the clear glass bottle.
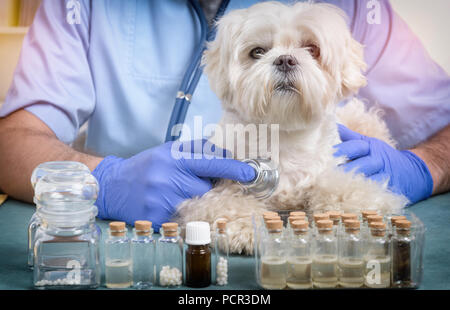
[157,222,184,287]
[131,220,155,289]
[338,220,365,288]
[364,222,391,288]
[105,222,132,288]
[33,171,101,289]
[28,161,91,269]
[391,220,413,288]
[214,219,229,286]
[312,220,338,288]
[238,159,279,199]
[185,221,211,288]
[287,220,312,289]
[259,220,286,289]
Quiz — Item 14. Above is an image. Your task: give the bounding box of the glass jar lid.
[31,161,90,189]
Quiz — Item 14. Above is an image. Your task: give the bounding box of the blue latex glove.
[92,140,256,231]
[333,124,433,204]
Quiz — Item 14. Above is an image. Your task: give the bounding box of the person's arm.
[0,109,103,202]
[410,125,450,195]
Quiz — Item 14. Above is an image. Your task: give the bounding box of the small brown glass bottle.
[185,221,212,288]
[391,220,412,288]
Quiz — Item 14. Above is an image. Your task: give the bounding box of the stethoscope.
[164,0,230,142]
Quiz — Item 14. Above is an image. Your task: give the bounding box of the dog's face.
[204,2,367,131]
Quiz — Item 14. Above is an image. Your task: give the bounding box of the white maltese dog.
[174,1,407,254]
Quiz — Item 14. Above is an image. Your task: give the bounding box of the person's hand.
[92,139,255,231]
[333,124,433,204]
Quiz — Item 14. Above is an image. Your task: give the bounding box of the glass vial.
[157,222,184,287]
[105,222,132,289]
[185,221,212,288]
[214,220,229,286]
[364,222,391,288]
[260,220,286,289]
[28,161,91,269]
[312,220,338,288]
[131,220,155,289]
[287,220,312,289]
[391,220,413,288]
[338,220,365,288]
[238,159,279,199]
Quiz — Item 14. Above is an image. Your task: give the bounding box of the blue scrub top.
[1,0,449,157]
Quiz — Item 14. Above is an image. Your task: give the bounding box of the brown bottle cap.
[391,216,407,225]
[362,210,378,218]
[263,211,278,218]
[341,213,358,221]
[395,220,411,229]
[290,211,306,217]
[316,219,333,230]
[110,221,126,236]
[326,211,341,219]
[266,220,283,230]
[367,215,383,223]
[370,222,386,236]
[288,216,306,224]
[135,220,152,236]
[162,222,179,237]
[291,220,308,233]
[313,213,329,222]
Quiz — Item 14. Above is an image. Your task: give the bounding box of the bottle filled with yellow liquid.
[105,222,132,288]
[364,222,391,288]
[259,220,286,289]
[286,220,312,289]
[312,220,338,288]
[338,220,365,288]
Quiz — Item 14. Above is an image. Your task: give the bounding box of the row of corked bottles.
[256,210,416,289]
[104,220,229,289]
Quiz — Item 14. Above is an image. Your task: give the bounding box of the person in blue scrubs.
[0,0,449,230]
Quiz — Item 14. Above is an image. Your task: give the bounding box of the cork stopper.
[362,210,378,219]
[344,220,360,233]
[264,215,281,222]
[316,220,333,234]
[263,211,278,218]
[367,215,383,224]
[266,220,283,231]
[341,213,358,221]
[326,211,341,219]
[110,221,126,237]
[162,222,179,237]
[391,216,407,226]
[291,220,308,234]
[313,213,330,223]
[216,219,227,233]
[370,222,386,237]
[135,220,152,236]
[395,220,411,236]
[288,216,306,225]
[290,211,306,217]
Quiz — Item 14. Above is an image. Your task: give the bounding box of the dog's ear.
[340,36,367,98]
[202,10,245,102]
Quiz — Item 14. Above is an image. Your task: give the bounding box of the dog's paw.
[226,217,255,256]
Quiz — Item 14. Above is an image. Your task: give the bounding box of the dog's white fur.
[174,2,408,254]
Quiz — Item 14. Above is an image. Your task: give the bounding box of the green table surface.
[0,194,449,290]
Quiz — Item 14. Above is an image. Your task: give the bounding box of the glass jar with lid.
[33,170,101,289]
[28,161,91,269]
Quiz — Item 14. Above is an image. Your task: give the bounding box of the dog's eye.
[305,44,320,59]
[250,47,266,59]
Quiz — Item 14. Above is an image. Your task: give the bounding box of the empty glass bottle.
[132,220,155,289]
[312,220,338,288]
[157,222,184,287]
[338,220,365,288]
[364,222,391,288]
[33,171,101,289]
[28,161,91,269]
[287,220,312,289]
[259,220,286,289]
[391,220,413,288]
[238,159,279,199]
[214,219,229,286]
[105,222,132,289]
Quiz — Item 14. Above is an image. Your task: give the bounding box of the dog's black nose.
[273,55,298,72]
